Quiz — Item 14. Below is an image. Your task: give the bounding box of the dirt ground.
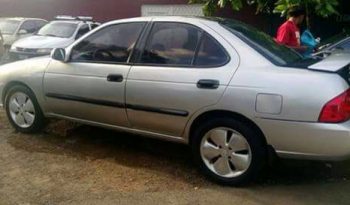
[1,110,350,205]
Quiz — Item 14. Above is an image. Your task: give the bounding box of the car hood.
[13,35,74,49]
[308,51,350,72]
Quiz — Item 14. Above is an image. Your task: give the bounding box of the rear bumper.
[256,118,350,161]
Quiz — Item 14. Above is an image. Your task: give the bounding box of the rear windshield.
[318,32,350,51]
[37,22,78,38]
[0,19,21,35]
[219,19,303,66]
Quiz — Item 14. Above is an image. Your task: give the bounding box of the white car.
[2,16,350,185]
[9,16,100,60]
[0,17,47,57]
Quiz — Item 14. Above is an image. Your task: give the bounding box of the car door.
[43,22,146,126]
[126,21,239,137]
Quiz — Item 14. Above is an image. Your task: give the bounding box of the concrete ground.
[1,109,350,205]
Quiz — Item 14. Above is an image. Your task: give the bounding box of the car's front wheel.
[192,118,267,186]
[5,85,45,133]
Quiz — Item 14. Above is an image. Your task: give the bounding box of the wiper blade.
[45,34,59,37]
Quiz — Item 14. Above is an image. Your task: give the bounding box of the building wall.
[0,0,191,21]
[0,0,348,38]
[0,0,267,28]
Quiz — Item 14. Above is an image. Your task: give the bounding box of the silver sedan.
[1,16,350,186]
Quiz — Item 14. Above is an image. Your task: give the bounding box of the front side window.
[37,22,78,38]
[70,23,145,63]
[0,19,21,35]
[141,23,201,66]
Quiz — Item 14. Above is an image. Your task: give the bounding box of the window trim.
[133,21,231,69]
[68,22,148,65]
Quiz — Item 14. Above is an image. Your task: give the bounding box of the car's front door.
[126,21,239,137]
[44,22,146,126]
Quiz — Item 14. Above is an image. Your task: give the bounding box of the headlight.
[10,45,17,51]
[36,48,53,54]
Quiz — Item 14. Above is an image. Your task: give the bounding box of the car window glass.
[34,20,47,31]
[195,33,229,66]
[90,23,100,30]
[71,23,145,63]
[76,24,90,39]
[19,21,37,33]
[0,19,21,35]
[37,22,78,38]
[340,41,350,50]
[141,23,201,66]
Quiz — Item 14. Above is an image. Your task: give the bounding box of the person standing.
[276,6,307,52]
[0,29,5,61]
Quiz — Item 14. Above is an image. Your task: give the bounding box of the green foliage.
[189,0,340,18]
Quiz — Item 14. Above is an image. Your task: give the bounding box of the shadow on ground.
[6,119,350,187]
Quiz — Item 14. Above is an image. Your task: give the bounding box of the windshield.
[219,18,303,66]
[0,19,21,35]
[37,22,78,38]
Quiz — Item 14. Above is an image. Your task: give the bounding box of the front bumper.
[256,118,350,161]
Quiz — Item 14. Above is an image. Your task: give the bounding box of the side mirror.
[18,29,28,35]
[51,48,67,62]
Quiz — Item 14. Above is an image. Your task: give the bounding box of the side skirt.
[45,113,187,144]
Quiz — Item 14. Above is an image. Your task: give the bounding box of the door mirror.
[51,48,67,62]
[18,29,28,35]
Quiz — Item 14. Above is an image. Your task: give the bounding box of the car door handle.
[197,79,220,89]
[107,74,123,82]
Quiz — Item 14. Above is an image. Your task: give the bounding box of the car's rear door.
[43,22,146,126]
[126,19,239,137]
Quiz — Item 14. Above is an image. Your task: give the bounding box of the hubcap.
[8,92,35,128]
[200,127,252,178]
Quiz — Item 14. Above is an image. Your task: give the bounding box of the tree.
[189,0,340,18]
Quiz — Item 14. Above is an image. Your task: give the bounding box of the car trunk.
[307,52,350,85]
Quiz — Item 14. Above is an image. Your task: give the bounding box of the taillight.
[319,89,350,123]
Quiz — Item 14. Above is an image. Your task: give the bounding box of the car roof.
[49,20,99,25]
[0,17,47,22]
[106,16,215,24]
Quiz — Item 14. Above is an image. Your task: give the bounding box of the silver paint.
[1,16,350,161]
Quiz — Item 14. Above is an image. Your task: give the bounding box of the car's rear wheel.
[192,118,267,186]
[5,85,45,133]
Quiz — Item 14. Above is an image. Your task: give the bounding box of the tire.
[5,85,45,133]
[192,117,267,186]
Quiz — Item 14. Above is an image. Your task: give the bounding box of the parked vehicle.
[9,16,100,61]
[1,17,350,185]
[314,32,350,57]
[0,17,47,57]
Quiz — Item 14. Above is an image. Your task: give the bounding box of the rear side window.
[194,33,229,66]
[76,24,90,39]
[141,22,201,66]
